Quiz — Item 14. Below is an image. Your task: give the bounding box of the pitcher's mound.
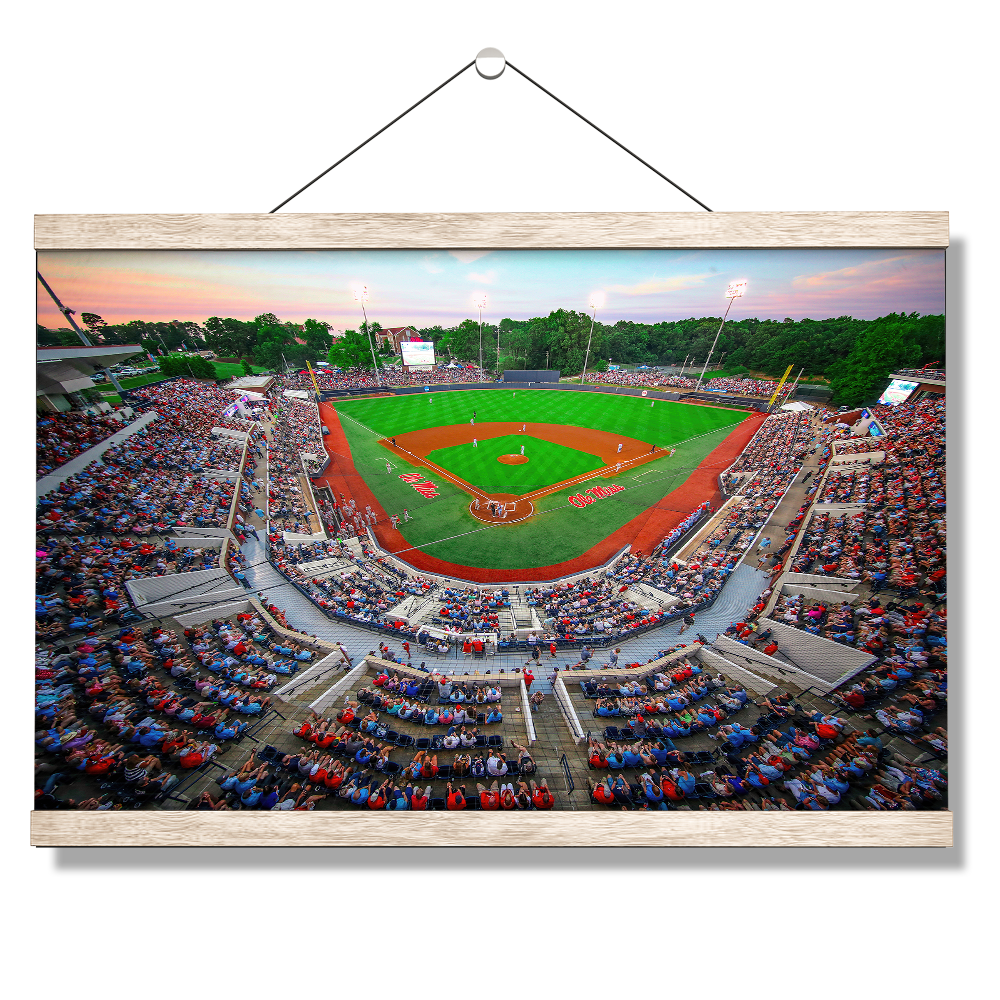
[498,454,529,464]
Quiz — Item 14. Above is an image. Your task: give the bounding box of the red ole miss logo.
[398,472,440,498]
[569,484,623,507]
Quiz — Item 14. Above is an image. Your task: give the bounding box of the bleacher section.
[35,378,947,815]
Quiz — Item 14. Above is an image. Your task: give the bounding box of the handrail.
[553,675,586,743]
[559,753,575,794]
[519,678,536,744]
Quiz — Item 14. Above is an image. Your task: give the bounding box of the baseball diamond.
[314,388,759,581]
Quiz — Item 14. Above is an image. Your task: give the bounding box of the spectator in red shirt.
[477,781,500,809]
[530,778,554,809]
[446,782,467,810]
[407,784,430,809]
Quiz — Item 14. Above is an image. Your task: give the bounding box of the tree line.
[417,309,943,406]
[38,308,943,406]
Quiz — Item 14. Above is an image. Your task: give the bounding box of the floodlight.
[473,293,487,310]
[353,285,369,303]
[726,281,747,298]
[589,292,605,310]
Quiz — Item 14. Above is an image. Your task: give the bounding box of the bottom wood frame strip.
[31,810,952,848]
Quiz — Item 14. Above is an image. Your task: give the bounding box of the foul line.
[384,445,493,502]
[335,408,383,438]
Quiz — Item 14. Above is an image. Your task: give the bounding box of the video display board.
[877,378,918,406]
[400,341,435,366]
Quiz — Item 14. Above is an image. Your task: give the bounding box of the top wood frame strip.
[34,212,949,250]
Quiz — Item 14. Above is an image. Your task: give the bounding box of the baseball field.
[310,389,759,582]
[314,388,760,581]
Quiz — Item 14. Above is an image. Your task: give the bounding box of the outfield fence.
[321,380,769,410]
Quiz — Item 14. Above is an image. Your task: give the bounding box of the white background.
[4,1,995,996]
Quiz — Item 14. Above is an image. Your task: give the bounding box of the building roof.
[37,361,96,395]
[223,375,274,391]
[37,344,143,365]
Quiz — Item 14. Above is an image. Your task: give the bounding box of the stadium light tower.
[697,281,746,387]
[581,291,605,384]
[473,293,487,374]
[353,284,382,386]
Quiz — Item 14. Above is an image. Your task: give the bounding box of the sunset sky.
[36,248,945,330]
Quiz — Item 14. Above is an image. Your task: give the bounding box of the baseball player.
[385,461,392,474]
[520,445,524,455]
[473,438,478,448]
[473,498,480,511]
[617,443,623,454]
[403,508,411,521]
[390,514,400,528]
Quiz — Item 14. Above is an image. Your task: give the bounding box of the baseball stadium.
[33,248,947,818]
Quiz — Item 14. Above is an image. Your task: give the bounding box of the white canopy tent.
[780,400,814,412]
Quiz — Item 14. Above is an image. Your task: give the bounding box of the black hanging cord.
[270,55,711,213]
[504,61,711,212]
[269,60,476,213]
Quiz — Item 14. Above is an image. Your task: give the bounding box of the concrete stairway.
[508,594,536,629]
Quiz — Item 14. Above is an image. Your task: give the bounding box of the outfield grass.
[332,389,744,569]
[334,388,739,444]
[426,435,602,494]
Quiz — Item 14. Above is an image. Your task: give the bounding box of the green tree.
[204,316,258,359]
[303,318,333,356]
[157,353,218,378]
[241,359,254,376]
[253,320,296,370]
[360,320,384,356]
[828,313,924,406]
[80,312,108,342]
[37,325,62,346]
[523,309,603,375]
[328,328,381,369]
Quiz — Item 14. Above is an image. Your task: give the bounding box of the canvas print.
[34,246,947,816]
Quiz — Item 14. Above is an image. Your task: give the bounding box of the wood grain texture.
[30,810,952,848]
[34,212,949,250]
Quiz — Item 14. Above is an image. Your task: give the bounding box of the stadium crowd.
[285,363,493,392]
[33,608,317,810]
[35,366,946,813]
[37,409,137,479]
[789,397,945,599]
